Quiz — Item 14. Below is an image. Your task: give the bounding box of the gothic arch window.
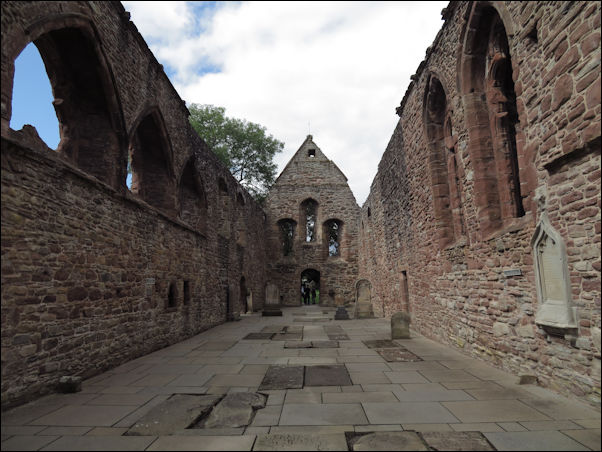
[128,108,176,215]
[461,3,527,236]
[424,75,465,247]
[278,218,296,256]
[324,219,343,257]
[300,199,318,242]
[179,156,207,233]
[8,22,126,189]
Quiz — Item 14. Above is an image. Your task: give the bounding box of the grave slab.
[202,392,266,429]
[421,431,496,451]
[377,349,422,362]
[363,340,401,349]
[125,395,221,436]
[305,365,353,387]
[242,333,274,340]
[259,366,304,391]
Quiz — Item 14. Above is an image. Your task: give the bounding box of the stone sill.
[483,212,534,242]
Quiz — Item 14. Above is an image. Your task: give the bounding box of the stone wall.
[1,1,267,409]
[265,136,360,306]
[359,1,601,404]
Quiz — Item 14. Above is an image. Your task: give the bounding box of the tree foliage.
[189,104,283,202]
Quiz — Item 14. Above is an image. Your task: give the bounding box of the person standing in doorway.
[303,284,310,305]
[311,287,317,305]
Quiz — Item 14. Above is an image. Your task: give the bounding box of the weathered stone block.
[391,312,411,339]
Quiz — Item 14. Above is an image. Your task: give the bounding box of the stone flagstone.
[259,366,304,391]
[305,365,353,387]
[351,431,428,451]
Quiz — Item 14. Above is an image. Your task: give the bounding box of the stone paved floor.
[1,305,600,451]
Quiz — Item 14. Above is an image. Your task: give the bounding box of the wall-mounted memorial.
[531,212,578,336]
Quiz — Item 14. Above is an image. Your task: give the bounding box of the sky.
[10,1,448,205]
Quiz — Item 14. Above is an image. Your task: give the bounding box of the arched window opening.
[324,219,342,257]
[461,4,526,235]
[179,157,207,233]
[183,280,191,305]
[278,219,296,256]
[444,115,465,239]
[10,43,59,149]
[217,177,231,237]
[300,199,318,242]
[486,17,524,219]
[10,27,125,188]
[167,281,177,309]
[129,110,175,215]
[424,75,457,247]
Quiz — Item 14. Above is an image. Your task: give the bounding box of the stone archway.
[300,268,320,305]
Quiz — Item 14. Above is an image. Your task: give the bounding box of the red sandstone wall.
[360,1,601,403]
[1,1,267,409]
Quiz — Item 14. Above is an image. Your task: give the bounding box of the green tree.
[189,104,283,202]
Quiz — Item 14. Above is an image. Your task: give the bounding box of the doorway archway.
[300,268,320,305]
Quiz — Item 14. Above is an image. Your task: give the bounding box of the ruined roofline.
[395,0,457,118]
[109,1,189,118]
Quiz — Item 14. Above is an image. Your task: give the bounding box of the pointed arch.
[178,155,207,233]
[128,107,176,215]
[4,15,127,189]
[424,73,465,247]
[460,2,527,237]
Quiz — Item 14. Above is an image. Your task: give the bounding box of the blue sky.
[10,43,59,148]
[10,1,448,204]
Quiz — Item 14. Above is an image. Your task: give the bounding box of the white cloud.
[123,1,447,205]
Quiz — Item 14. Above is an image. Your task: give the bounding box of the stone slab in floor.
[279,403,368,425]
[126,394,221,436]
[349,431,428,451]
[273,334,303,341]
[30,404,139,427]
[311,341,339,348]
[362,402,460,424]
[421,431,496,451]
[253,433,348,451]
[146,435,256,451]
[38,435,157,451]
[262,326,287,334]
[363,340,401,349]
[259,366,304,391]
[327,334,350,341]
[377,349,422,362]
[242,333,274,340]
[484,430,591,451]
[201,392,266,429]
[284,341,312,349]
[305,365,353,387]
[442,400,553,423]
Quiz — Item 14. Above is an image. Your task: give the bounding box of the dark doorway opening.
[240,276,248,313]
[300,268,320,305]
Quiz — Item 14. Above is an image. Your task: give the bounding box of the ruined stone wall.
[265,136,360,306]
[360,1,601,404]
[1,1,267,409]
